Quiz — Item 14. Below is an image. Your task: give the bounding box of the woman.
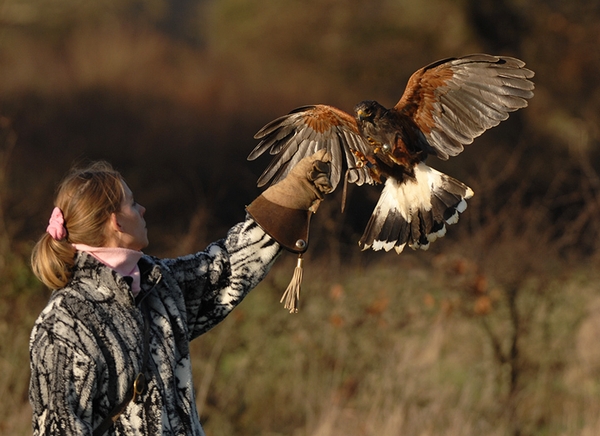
[29,151,331,435]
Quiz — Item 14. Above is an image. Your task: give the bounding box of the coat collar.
[69,252,162,305]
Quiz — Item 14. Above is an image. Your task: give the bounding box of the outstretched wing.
[394,54,535,160]
[248,105,373,189]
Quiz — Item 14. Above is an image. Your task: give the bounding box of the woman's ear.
[102,213,122,248]
[109,213,122,232]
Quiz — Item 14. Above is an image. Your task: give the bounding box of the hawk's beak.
[356,109,367,121]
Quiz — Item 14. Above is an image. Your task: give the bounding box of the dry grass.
[4,250,600,435]
[0,254,48,436]
[184,245,600,436]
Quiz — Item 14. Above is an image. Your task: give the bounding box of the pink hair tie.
[46,207,67,241]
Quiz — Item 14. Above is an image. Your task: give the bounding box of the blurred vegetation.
[1,0,600,434]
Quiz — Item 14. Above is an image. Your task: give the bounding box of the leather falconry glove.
[246,149,333,313]
[246,149,333,253]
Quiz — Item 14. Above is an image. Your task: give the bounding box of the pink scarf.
[72,244,143,296]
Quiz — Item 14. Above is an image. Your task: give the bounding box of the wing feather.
[249,105,373,189]
[394,54,534,160]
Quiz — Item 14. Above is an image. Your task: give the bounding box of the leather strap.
[93,301,151,436]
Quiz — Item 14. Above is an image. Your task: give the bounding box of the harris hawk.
[249,54,535,253]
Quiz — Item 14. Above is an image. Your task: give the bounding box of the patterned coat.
[29,218,281,435]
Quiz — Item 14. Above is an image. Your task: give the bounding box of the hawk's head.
[354,100,387,125]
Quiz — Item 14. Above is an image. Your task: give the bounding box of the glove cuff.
[246,195,312,253]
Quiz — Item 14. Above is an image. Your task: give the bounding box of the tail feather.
[358,162,473,253]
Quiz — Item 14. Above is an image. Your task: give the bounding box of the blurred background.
[2,0,600,435]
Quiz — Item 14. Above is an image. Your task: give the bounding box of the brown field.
[3,231,600,435]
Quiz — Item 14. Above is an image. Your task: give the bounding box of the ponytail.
[31,234,76,290]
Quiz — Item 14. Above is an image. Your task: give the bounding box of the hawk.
[248,54,535,253]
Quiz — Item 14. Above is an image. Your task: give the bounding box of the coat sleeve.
[161,216,282,339]
[30,321,97,436]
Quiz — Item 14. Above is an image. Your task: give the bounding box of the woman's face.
[113,182,148,251]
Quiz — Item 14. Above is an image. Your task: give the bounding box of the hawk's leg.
[350,149,383,184]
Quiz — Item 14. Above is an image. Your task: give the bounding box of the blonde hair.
[31,161,126,289]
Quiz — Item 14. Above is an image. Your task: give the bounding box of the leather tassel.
[280,254,304,313]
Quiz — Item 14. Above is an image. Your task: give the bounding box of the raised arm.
[164,150,333,338]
